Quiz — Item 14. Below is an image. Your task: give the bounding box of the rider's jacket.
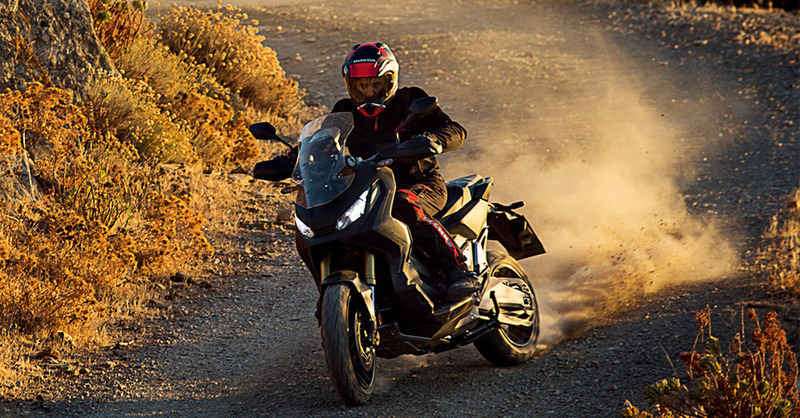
[331,87,467,189]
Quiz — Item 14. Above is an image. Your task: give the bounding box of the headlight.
[336,188,370,231]
[295,215,315,238]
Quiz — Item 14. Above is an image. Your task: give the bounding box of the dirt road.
[14,0,798,416]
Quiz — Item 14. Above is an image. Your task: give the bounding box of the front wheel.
[474,251,540,366]
[320,283,376,405]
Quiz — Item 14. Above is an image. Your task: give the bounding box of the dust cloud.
[444,31,739,346]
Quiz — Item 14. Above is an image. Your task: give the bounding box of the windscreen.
[291,112,355,208]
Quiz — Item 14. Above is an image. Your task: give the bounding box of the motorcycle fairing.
[296,165,440,323]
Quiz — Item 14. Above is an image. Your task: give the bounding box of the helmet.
[342,42,399,118]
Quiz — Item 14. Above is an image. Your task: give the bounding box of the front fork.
[320,251,379,346]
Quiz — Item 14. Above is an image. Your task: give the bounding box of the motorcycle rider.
[256,42,476,303]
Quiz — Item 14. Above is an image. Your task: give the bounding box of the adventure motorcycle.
[250,97,546,405]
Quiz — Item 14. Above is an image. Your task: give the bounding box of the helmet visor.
[345,74,395,107]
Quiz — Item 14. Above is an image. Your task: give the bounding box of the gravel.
[4,0,797,416]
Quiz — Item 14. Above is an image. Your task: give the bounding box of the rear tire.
[320,284,376,405]
[474,251,539,366]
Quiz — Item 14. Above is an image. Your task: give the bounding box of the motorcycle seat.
[435,174,493,223]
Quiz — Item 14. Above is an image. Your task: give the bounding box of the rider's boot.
[444,269,478,303]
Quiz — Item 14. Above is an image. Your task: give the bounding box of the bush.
[114,36,234,106]
[114,36,258,167]
[0,205,120,334]
[0,82,214,337]
[624,307,800,417]
[83,74,197,163]
[157,5,304,116]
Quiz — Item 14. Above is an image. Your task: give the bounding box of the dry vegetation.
[753,187,800,298]
[625,308,800,417]
[0,0,314,397]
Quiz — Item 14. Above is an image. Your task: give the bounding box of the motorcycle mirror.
[408,96,439,117]
[249,122,294,150]
[394,96,439,133]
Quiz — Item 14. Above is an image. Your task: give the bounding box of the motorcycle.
[250,97,546,405]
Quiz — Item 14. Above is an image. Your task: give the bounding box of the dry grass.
[0,82,214,394]
[753,187,800,297]
[83,74,198,164]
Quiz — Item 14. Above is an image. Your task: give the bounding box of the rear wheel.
[474,251,539,366]
[320,284,376,405]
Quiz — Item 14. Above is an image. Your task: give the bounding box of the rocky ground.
[2,0,798,416]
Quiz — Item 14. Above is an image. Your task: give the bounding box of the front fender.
[319,270,376,325]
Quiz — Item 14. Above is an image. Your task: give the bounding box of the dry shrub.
[172,92,257,165]
[0,83,139,230]
[118,190,214,279]
[0,115,22,156]
[0,82,214,337]
[114,36,234,106]
[0,204,123,334]
[157,5,304,116]
[113,37,259,167]
[88,0,151,58]
[624,307,800,417]
[0,83,89,156]
[83,74,197,163]
[752,187,800,296]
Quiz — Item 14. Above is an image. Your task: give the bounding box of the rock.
[0,0,117,94]
[276,208,294,223]
[35,347,60,360]
[227,173,250,184]
[100,360,118,369]
[146,299,170,310]
[54,330,75,347]
[112,341,134,351]
[170,271,192,284]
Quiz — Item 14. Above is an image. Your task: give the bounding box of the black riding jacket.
[332,87,467,189]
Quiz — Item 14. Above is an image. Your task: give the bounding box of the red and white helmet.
[342,42,399,118]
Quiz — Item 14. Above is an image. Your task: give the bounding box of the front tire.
[474,251,539,366]
[320,284,376,405]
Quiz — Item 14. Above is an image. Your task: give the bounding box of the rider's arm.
[426,118,467,154]
[403,87,467,153]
